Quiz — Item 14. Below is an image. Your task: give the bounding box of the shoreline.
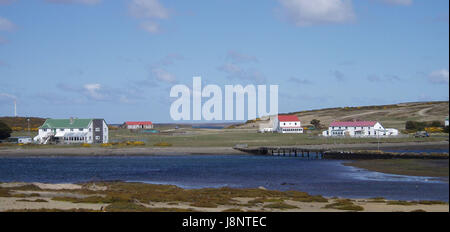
[0,141,448,157]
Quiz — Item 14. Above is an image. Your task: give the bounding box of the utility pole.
[14,100,17,117]
[27,118,30,136]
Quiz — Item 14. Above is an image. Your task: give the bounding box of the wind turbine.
[14,100,17,117]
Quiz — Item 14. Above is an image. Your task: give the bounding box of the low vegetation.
[387,200,417,206]
[154,142,173,147]
[36,182,330,211]
[405,121,445,132]
[16,199,48,203]
[345,159,449,178]
[0,121,12,140]
[324,199,364,211]
[368,197,386,203]
[263,202,298,210]
[1,182,448,212]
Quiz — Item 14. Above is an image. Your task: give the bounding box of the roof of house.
[278,115,300,122]
[125,121,153,125]
[39,119,94,129]
[330,121,378,127]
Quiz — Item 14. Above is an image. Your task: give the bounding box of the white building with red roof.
[122,121,153,130]
[275,115,303,133]
[322,121,398,137]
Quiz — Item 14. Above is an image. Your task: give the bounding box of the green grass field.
[112,128,450,147]
[7,128,448,148]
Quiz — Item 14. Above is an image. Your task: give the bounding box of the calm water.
[0,155,448,202]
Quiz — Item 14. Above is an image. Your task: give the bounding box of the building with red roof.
[322,120,398,137]
[122,121,153,130]
[275,115,303,134]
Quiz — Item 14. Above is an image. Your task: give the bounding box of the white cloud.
[45,0,101,5]
[0,93,17,100]
[129,0,169,19]
[151,68,176,83]
[129,0,170,34]
[57,82,142,103]
[0,16,15,31]
[277,0,355,26]
[367,74,401,82]
[83,83,104,100]
[428,69,449,84]
[379,0,412,6]
[140,21,161,34]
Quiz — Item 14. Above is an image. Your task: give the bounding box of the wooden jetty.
[234,147,326,159]
[234,146,449,160]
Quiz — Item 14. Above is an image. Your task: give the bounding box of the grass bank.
[344,159,449,178]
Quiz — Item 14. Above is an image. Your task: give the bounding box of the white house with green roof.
[34,118,108,144]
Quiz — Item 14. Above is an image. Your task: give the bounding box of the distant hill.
[238,101,449,130]
[0,117,46,129]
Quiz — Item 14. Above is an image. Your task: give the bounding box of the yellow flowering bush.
[154,142,172,147]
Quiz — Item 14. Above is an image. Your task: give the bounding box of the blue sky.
[0,0,448,123]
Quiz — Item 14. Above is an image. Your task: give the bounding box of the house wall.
[276,119,303,133]
[323,122,398,137]
[126,124,153,129]
[36,119,108,144]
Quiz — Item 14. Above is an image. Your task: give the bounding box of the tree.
[310,119,321,129]
[0,121,12,140]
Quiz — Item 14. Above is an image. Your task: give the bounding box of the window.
[70,129,74,132]
[60,129,64,131]
[95,136,100,140]
[95,128,100,132]
[43,129,47,132]
[79,128,83,131]
[89,128,92,132]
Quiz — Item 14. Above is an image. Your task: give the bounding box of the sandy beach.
[0,141,447,157]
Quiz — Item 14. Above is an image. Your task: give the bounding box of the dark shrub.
[0,121,12,140]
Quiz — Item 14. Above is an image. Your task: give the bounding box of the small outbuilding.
[275,115,303,134]
[122,121,154,130]
[8,137,33,144]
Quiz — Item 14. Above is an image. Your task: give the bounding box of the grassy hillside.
[238,101,449,130]
[0,117,46,129]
